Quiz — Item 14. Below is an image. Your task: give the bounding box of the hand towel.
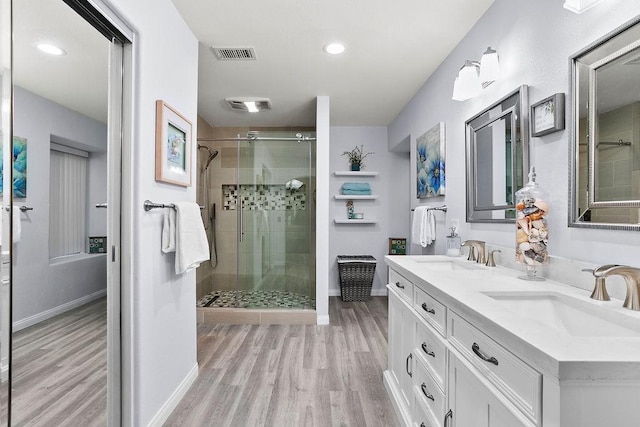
[161,207,176,253]
[173,202,209,274]
[341,189,372,195]
[12,206,21,243]
[411,206,428,246]
[422,209,435,247]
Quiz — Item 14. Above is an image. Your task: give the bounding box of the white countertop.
[385,255,640,381]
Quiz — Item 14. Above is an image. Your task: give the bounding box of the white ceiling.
[13,0,110,124]
[171,0,496,127]
[13,0,497,128]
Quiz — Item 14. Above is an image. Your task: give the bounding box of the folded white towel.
[411,206,428,246]
[161,207,176,253]
[173,202,209,274]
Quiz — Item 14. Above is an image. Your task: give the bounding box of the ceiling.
[13,0,110,124]
[171,0,495,127]
[13,0,497,128]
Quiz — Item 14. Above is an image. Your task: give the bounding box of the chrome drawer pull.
[406,353,413,377]
[472,342,499,366]
[421,342,435,357]
[421,302,435,314]
[421,383,435,401]
[395,281,405,289]
[444,409,453,427]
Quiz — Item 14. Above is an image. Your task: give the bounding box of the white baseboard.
[147,363,199,427]
[329,288,388,297]
[13,289,107,332]
[316,314,330,325]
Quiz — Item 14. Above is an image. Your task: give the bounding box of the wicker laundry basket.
[336,255,377,302]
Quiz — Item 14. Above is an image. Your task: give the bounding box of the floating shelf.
[333,171,379,177]
[334,219,379,224]
[334,195,379,200]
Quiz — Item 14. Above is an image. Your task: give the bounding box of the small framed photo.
[531,93,565,137]
[155,100,192,187]
[388,238,407,255]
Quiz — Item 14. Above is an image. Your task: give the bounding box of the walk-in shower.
[195,130,316,319]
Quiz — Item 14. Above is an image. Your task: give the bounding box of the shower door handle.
[239,198,244,242]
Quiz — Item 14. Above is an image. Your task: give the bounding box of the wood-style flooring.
[10,298,107,427]
[165,296,399,427]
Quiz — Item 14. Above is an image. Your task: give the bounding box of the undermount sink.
[413,259,484,271]
[482,291,640,338]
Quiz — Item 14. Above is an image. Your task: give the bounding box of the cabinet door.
[388,289,415,412]
[449,355,532,427]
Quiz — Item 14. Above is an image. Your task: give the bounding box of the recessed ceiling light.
[37,43,66,56]
[324,43,346,55]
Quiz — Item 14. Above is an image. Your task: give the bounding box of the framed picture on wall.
[416,122,446,198]
[155,100,192,187]
[531,93,565,137]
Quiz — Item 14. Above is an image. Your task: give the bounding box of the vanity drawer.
[413,391,437,427]
[414,286,446,336]
[414,358,446,427]
[415,316,447,391]
[448,311,541,424]
[389,268,413,303]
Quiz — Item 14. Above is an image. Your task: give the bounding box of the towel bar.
[411,205,447,213]
[4,206,33,212]
[144,200,205,212]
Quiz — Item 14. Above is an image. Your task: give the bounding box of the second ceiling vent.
[211,46,257,61]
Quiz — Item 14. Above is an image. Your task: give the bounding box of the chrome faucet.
[486,250,501,267]
[462,240,486,264]
[461,240,476,262]
[592,264,640,311]
[582,267,611,302]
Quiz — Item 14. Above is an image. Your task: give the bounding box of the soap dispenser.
[515,166,549,281]
[446,225,461,257]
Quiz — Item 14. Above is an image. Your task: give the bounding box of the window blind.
[49,149,88,258]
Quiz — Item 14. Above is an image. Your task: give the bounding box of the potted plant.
[342,145,374,171]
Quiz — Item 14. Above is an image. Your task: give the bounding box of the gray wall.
[329,126,410,296]
[12,85,107,326]
[388,0,640,265]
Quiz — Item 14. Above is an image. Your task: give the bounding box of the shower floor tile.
[197,289,315,309]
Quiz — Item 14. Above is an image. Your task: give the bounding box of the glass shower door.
[237,132,315,309]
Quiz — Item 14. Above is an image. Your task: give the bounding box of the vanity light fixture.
[563,0,605,13]
[452,47,500,101]
[37,43,66,56]
[324,43,346,55]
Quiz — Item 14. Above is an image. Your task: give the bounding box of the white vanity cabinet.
[385,266,538,427]
[387,288,416,423]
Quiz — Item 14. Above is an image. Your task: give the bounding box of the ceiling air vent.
[211,46,257,60]
[225,97,271,112]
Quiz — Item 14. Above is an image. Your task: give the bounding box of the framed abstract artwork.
[155,100,192,187]
[416,122,445,198]
[0,136,27,197]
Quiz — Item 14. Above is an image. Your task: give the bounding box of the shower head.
[198,145,219,170]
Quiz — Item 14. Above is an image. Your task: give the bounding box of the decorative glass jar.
[515,167,549,280]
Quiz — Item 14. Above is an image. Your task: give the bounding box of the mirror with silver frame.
[570,16,640,231]
[466,85,529,223]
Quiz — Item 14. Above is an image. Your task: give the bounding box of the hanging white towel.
[411,206,428,246]
[422,209,436,247]
[11,206,21,244]
[173,202,210,275]
[161,207,176,253]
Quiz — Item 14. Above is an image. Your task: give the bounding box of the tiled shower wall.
[577,102,640,224]
[195,122,316,300]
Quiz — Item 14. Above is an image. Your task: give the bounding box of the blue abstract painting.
[0,136,28,198]
[416,123,445,199]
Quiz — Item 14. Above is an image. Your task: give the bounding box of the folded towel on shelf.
[341,189,372,195]
[172,202,210,274]
[161,207,176,253]
[341,182,371,192]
